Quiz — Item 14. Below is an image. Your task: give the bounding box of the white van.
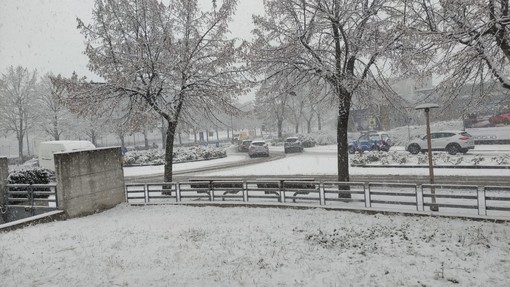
[38,141,96,171]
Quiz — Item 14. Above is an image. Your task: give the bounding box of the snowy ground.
[1,205,509,286]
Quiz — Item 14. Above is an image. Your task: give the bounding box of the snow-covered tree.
[60,0,249,181]
[249,0,414,184]
[0,66,38,159]
[254,74,295,139]
[410,0,510,104]
[36,73,71,140]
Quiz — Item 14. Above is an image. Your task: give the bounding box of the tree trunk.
[160,117,166,150]
[317,112,322,131]
[337,92,351,198]
[53,115,60,140]
[120,134,125,147]
[17,117,24,159]
[295,123,299,134]
[277,118,283,139]
[164,120,177,182]
[26,129,30,156]
[90,129,97,146]
[143,130,149,148]
[307,119,312,134]
[17,134,24,160]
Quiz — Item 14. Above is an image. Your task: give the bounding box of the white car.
[248,140,269,157]
[406,131,475,155]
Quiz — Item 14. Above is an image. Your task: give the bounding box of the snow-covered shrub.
[365,153,381,162]
[8,168,55,198]
[308,131,336,145]
[492,154,510,165]
[8,168,55,185]
[417,154,428,165]
[124,149,166,166]
[269,138,284,146]
[297,134,316,148]
[380,156,390,165]
[436,153,464,165]
[390,153,407,165]
[471,155,484,165]
[350,155,367,165]
[124,146,227,166]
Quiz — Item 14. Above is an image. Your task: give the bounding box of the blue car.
[348,132,392,154]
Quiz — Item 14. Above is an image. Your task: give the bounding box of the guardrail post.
[280,180,285,203]
[367,183,372,208]
[483,186,487,216]
[144,184,149,203]
[476,186,481,216]
[53,185,59,209]
[209,181,214,202]
[243,181,247,202]
[319,182,324,206]
[28,184,34,216]
[414,185,419,211]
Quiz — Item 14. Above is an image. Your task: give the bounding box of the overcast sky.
[0,0,265,81]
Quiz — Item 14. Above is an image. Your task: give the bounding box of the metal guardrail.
[125,179,510,218]
[483,186,510,216]
[4,183,58,216]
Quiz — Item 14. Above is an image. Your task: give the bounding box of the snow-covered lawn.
[1,205,509,286]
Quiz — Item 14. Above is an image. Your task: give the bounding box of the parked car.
[348,132,392,154]
[489,112,510,125]
[284,137,303,153]
[248,140,269,157]
[406,130,475,155]
[237,140,252,152]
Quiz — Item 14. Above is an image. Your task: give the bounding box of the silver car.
[406,130,475,155]
[248,140,269,157]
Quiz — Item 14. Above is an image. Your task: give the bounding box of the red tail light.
[264,144,268,149]
[459,136,469,140]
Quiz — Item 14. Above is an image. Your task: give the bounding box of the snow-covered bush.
[471,156,485,165]
[8,168,55,185]
[492,154,510,165]
[124,146,227,166]
[307,131,336,145]
[8,168,55,198]
[297,134,316,148]
[350,155,367,165]
[350,150,509,166]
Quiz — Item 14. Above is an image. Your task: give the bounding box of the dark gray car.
[284,137,303,153]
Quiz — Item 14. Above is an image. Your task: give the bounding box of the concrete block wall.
[54,147,125,218]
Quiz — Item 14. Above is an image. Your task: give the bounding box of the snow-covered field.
[1,205,509,286]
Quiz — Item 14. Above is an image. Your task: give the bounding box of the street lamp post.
[415,103,439,211]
